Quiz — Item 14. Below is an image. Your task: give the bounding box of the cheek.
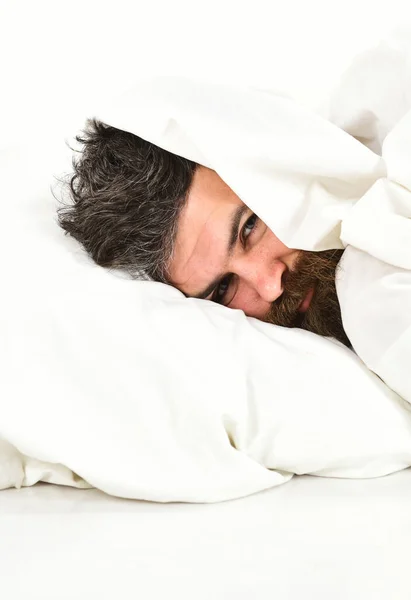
[257,227,297,272]
[229,283,272,320]
[262,228,290,257]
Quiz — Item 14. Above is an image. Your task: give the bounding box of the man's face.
[167,166,349,347]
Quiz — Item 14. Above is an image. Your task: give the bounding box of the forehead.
[167,166,244,293]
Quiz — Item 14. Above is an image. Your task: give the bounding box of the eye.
[212,274,236,305]
[241,213,258,245]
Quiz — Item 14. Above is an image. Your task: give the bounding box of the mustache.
[266,249,350,347]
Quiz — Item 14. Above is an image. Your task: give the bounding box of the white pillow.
[1,144,411,502]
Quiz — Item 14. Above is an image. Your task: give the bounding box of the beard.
[265,249,350,348]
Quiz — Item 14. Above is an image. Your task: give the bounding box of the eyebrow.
[194,204,249,299]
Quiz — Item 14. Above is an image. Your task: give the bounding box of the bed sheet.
[2,5,410,598]
[1,471,411,600]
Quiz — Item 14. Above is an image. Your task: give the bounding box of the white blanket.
[326,33,411,403]
[96,27,411,404]
[1,30,411,502]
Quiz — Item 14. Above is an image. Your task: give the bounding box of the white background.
[1,0,410,148]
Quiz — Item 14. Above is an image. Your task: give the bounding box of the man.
[59,32,411,408]
[59,119,349,348]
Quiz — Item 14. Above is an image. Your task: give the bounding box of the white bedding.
[99,28,411,407]
[2,139,411,501]
[2,26,411,502]
[2,472,411,600]
[2,5,411,599]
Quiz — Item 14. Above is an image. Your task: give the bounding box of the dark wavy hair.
[57,119,198,282]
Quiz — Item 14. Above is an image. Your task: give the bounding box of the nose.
[234,256,287,303]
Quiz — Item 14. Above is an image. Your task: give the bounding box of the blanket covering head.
[95,50,411,405]
[1,32,411,501]
[96,76,385,253]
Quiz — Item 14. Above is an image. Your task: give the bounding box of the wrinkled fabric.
[96,27,411,406]
[96,78,385,253]
[2,139,411,501]
[2,30,411,502]
[325,29,411,403]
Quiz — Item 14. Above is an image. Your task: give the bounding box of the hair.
[57,119,198,282]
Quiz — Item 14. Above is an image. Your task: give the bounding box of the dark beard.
[265,250,351,348]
